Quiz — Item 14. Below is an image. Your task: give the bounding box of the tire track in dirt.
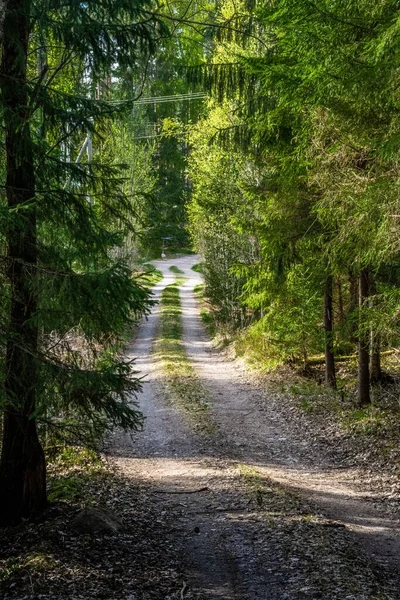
[178,257,400,583]
[109,257,243,599]
[108,255,400,600]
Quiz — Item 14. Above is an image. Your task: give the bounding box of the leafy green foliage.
[187,0,400,383]
[139,264,164,287]
[133,1,213,255]
[0,0,168,523]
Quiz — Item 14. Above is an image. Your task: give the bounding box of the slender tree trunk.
[348,271,358,345]
[324,275,336,388]
[0,0,46,526]
[358,269,370,406]
[370,333,382,383]
[0,1,7,48]
[337,277,344,324]
[369,274,382,383]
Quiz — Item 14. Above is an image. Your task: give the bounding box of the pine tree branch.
[307,1,370,32]
[147,11,270,50]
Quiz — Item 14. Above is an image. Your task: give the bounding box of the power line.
[135,135,163,139]
[134,92,206,106]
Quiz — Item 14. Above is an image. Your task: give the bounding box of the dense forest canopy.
[187,0,400,400]
[1,0,400,525]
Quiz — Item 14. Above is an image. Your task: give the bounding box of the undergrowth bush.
[47,446,106,503]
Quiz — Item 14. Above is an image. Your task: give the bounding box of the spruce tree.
[188,0,400,397]
[0,0,162,525]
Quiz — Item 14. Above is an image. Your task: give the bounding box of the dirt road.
[110,255,400,600]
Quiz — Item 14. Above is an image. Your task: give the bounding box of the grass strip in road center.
[154,279,214,435]
[168,265,185,274]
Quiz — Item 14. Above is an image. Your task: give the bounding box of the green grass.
[154,280,214,434]
[191,263,204,273]
[175,276,187,286]
[235,327,281,371]
[192,283,216,338]
[169,265,184,274]
[193,283,204,296]
[200,307,216,338]
[47,446,107,503]
[137,263,163,288]
[238,464,270,501]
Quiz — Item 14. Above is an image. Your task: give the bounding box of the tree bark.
[348,271,358,344]
[370,335,382,383]
[0,0,46,526]
[358,269,370,406]
[369,274,382,383]
[337,277,344,324]
[324,275,336,388]
[0,0,7,48]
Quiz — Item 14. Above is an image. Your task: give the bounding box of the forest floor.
[109,254,400,599]
[1,254,400,599]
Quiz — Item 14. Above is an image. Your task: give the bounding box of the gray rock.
[70,505,124,535]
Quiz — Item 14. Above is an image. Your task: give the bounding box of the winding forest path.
[110,255,400,600]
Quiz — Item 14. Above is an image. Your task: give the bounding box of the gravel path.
[109,254,400,600]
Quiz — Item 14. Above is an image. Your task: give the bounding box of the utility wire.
[134,92,206,105]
